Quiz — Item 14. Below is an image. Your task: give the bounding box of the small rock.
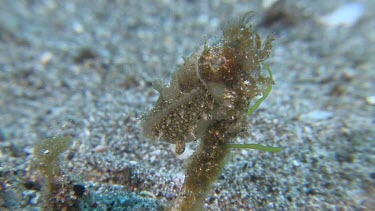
[317,3,364,27]
[40,52,53,65]
[299,110,333,122]
[262,0,279,9]
[366,96,375,105]
[72,21,84,33]
[74,47,97,63]
[292,159,300,167]
[92,145,109,153]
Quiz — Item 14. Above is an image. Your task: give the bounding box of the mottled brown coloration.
[141,11,275,210]
[142,87,214,154]
[141,12,273,156]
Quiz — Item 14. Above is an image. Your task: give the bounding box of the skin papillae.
[141,12,276,210]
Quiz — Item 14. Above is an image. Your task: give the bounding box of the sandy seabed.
[0,0,374,210]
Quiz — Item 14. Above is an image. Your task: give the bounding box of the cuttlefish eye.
[198,46,238,85]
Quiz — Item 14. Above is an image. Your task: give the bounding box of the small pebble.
[92,145,109,153]
[40,52,53,65]
[72,21,84,33]
[292,160,301,167]
[262,0,279,9]
[317,3,364,27]
[366,96,375,105]
[299,110,333,122]
[72,22,85,34]
[129,160,137,165]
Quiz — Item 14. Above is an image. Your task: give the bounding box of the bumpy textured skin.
[141,12,274,155]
